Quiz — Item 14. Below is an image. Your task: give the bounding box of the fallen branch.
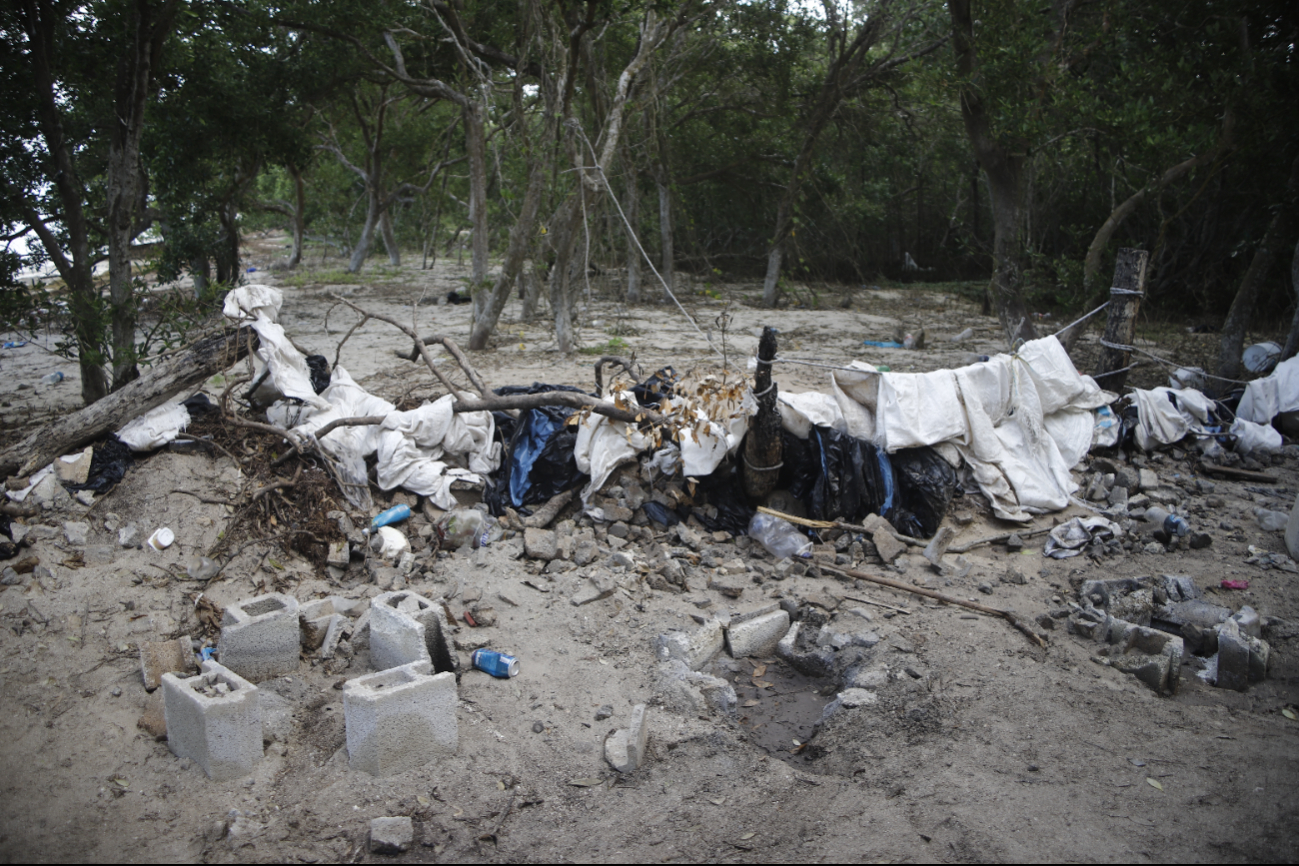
[270,416,387,467]
[842,594,911,615]
[754,506,927,548]
[330,295,478,399]
[453,391,664,426]
[0,326,254,478]
[821,563,1046,649]
[1199,464,1277,483]
[523,489,577,529]
[396,332,491,398]
[1,501,39,518]
[594,355,639,396]
[948,525,1052,554]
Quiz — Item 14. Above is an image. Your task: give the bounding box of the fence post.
[1092,248,1149,392]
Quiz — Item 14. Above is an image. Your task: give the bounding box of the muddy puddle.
[710,656,836,765]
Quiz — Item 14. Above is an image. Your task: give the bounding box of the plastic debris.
[862,340,904,349]
[1220,579,1250,590]
[1043,516,1122,559]
[370,504,411,530]
[1242,341,1281,375]
[369,526,409,559]
[748,512,812,560]
[40,372,64,385]
[471,648,520,678]
[148,528,175,550]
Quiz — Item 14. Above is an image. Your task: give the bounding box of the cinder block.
[300,598,337,652]
[140,637,195,691]
[217,593,300,682]
[162,660,262,781]
[725,608,790,658]
[370,591,456,675]
[343,660,457,776]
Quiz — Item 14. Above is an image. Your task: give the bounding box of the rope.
[1098,338,1254,385]
[1099,338,1137,352]
[570,128,724,360]
[1109,287,1144,296]
[1051,301,1110,338]
[743,453,784,472]
[751,381,776,397]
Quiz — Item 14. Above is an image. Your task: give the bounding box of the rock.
[1138,469,1160,492]
[139,637,194,691]
[657,558,685,587]
[136,690,167,740]
[655,619,724,670]
[532,721,545,734]
[1114,467,1139,494]
[608,522,629,539]
[776,619,836,679]
[707,574,745,599]
[573,540,598,567]
[571,575,615,606]
[1107,485,1129,508]
[1232,605,1261,639]
[1188,532,1212,550]
[74,490,95,506]
[1214,619,1252,691]
[118,526,139,548]
[595,704,613,721]
[872,527,905,564]
[725,608,789,658]
[54,447,94,484]
[1004,533,1024,552]
[604,704,649,773]
[675,525,701,551]
[524,528,558,561]
[369,817,414,854]
[326,541,350,569]
[609,550,637,569]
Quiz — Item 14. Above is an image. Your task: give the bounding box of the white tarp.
[776,391,844,439]
[374,395,501,510]
[574,390,653,502]
[1238,353,1299,425]
[223,285,327,409]
[1128,386,1220,451]
[828,336,1115,522]
[117,401,191,451]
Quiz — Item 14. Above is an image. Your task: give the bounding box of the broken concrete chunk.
[54,447,94,485]
[118,526,139,548]
[604,703,649,773]
[872,527,905,564]
[524,528,558,561]
[571,574,616,607]
[140,636,195,691]
[369,817,414,854]
[725,608,789,658]
[326,541,350,569]
[62,521,89,546]
[654,619,724,670]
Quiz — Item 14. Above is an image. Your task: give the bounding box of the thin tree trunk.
[349,193,379,273]
[1093,248,1148,393]
[1217,152,1299,385]
[623,146,641,304]
[380,207,400,266]
[657,178,674,300]
[465,103,489,291]
[190,257,210,297]
[287,162,305,268]
[522,259,544,321]
[1282,238,1299,362]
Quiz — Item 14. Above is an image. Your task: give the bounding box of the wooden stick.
[821,563,1046,648]
[1199,464,1277,483]
[395,332,492,398]
[842,595,911,615]
[754,506,928,547]
[453,391,663,426]
[332,296,474,399]
[523,489,577,528]
[947,525,1052,554]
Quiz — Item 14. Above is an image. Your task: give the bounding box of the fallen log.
[0,326,254,479]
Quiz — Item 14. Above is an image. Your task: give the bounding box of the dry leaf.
[751,664,767,678]
[416,795,430,807]
[1146,778,1163,791]
[710,797,726,806]
[569,778,603,787]
[1283,708,1297,721]
[112,778,129,788]
[755,681,774,689]
[742,699,760,708]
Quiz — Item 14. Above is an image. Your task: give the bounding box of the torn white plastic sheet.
[117,401,191,452]
[1238,353,1299,425]
[1043,516,1122,559]
[1230,417,1282,455]
[574,390,653,503]
[5,464,53,502]
[1128,386,1219,451]
[374,396,501,509]
[828,336,1115,522]
[776,391,844,439]
[672,401,749,478]
[223,285,326,409]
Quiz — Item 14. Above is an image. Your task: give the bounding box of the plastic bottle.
[476,514,503,548]
[40,372,64,385]
[370,504,411,530]
[747,512,813,560]
[1145,506,1189,537]
[439,508,485,549]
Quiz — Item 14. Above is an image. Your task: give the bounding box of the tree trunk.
[1281,238,1299,362]
[380,207,400,266]
[215,197,241,285]
[287,162,305,268]
[0,326,253,479]
[742,326,782,500]
[1217,151,1299,385]
[190,257,210,297]
[762,242,785,308]
[521,258,544,321]
[949,0,1037,346]
[1092,248,1148,393]
[623,155,641,304]
[465,102,489,290]
[657,178,674,301]
[349,192,380,273]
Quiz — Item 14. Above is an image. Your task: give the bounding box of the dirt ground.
[1,234,1297,864]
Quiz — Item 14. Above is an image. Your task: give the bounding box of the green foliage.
[578,336,630,356]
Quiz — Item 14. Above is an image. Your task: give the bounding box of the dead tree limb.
[0,326,254,478]
[947,525,1052,554]
[594,355,639,396]
[821,563,1046,649]
[522,489,577,528]
[743,326,782,499]
[452,391,663,426]
[1093,248,1149,392]
[394,333,492,398]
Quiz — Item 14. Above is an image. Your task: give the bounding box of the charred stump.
[1093,248,1148,393]
[743,326,783,500]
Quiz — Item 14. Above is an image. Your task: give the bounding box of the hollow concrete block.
[216,593,300,682]
[161,660,262,781]
[343,660,457,776]
[370,591,457,675]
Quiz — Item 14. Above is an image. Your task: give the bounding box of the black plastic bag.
[633,367,678,406]
[782,426,896,526]
[691,461,755,536]
[483,383,592,515]
[66,436,134,495]
[890,447,957,538]
[641,500,680,528]
[305,356,331,394]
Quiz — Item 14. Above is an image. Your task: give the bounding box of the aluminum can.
[471,649,520,678]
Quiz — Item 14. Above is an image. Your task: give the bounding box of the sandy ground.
[1,235,1297,863]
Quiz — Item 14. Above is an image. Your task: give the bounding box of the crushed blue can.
[471,649,520,678]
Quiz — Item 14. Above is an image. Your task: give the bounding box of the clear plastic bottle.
[747,512,813,560]
[40,372,64,385]
[439,508,485,549]
[1145,506,1189,537]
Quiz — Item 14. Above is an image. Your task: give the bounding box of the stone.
[137,689,167,740]
[118,526,139,548]
[1114,467,1139,494]
[595,704,613,721]
[872,528,905,564]
[1138,469,1160,492]
[54,447,94,485]
[675,525,702,551]
[62,521,89,545]
[776,619,836,679]
[162,661,263,781]
[344,660,457,776]
[216,594,301,682]
[725,608,790,658]
[573,540,599,567]
[319,615,348,660]
[1107,485,1129,508]
[820,688,879,723]
[327,541,350,569]
[571,575,616,607]
[1214,619,1251,691]
[654,619,724,670]
[524,528,558,561]
[369,817,414,854]
[1232,605,1261,639]
[140,636,195,691]
[657,558,685,586]
[604,703,649,773]
[707,574,745,599]
[1004,533,1024,552]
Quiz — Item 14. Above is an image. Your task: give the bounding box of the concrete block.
[872,527,905,564]
[725,609,790,658]
[162,661,262,781]
[370,816,414,854]
[605,703,649,773]
[654,619,723,670]
[140,636,195,691]
[523,528,558,561]
[327,541,350,569]
[370,591,456,674]
[1214,619,1269,691]
[216,593,300,682]
[343,660,457,776]
[320,614,348,660]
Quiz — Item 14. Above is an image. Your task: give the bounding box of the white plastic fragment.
[148,527,175,550]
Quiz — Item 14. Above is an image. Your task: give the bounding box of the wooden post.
[743,326,783,500]
[1092,248,1149,392]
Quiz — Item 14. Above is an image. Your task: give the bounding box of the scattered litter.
[1220,580,1250,590]
[2,341,27,349]
[371,504,411,529]
[862,340,904,349]
[747,512,811,560]
[1244,546,1298,573]
[39,371,64,385]
[147,528,175,550]
[369,526,410,560]
[471,649,520,678]
[1043,516,1122,559]
[1242,341,1281,375]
